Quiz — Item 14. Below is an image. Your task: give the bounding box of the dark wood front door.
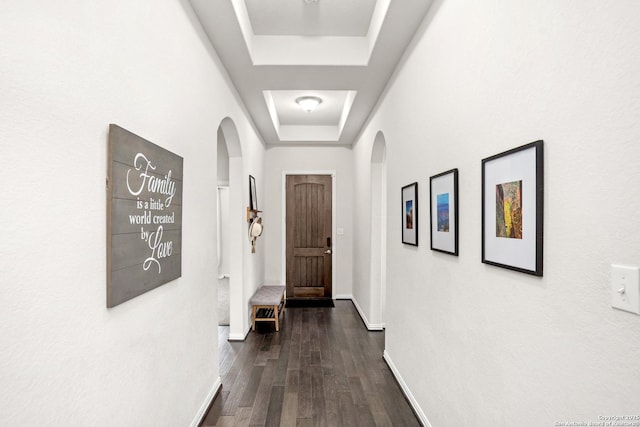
[286,175,332,300]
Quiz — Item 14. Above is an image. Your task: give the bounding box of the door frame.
[281,170,336,299]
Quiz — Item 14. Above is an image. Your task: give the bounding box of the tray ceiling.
[189,0,433,146]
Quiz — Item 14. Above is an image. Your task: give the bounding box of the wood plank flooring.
[202,300,420,427]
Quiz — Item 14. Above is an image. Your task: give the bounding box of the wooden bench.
[250,286,285,332]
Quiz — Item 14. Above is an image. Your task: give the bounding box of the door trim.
[281,170,336,299]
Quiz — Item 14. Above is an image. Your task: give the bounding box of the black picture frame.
[401,182,418,246]
[430,168,458,256]
[482,140,543,276]
[249,175,258,211]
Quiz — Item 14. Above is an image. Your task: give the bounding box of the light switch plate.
[611,264,640,315]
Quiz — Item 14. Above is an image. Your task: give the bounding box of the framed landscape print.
[482,140,543,276]
[402,182,418,246]
[430,169,458,255]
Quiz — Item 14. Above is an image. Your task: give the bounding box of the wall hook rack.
[246,206,262,223]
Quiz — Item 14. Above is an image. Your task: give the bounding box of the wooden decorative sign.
[107,124,183,307]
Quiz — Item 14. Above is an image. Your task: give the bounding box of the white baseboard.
[190,377,222,427]
[383,350,431,427]
[335,294,352,300]
[350,297,384,331]
[228,325,250,341]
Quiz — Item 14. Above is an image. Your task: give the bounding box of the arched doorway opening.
[216,128,230,327]
[216,118,245,340]
[370,131,387,327]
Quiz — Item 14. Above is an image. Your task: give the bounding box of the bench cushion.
[250,285,285,306]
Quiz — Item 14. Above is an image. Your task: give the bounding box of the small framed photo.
[401,182,418,246]
[482,140,543,276]
[249,175,258,210]
[430,169,458,255]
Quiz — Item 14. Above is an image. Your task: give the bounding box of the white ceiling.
[245,0,376,37]
[189,0,434,146]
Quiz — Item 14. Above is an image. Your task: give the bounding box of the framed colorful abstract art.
[401,182,418,246]
[482,140,543,276]
[430,169,458,255]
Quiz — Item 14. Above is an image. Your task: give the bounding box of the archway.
[217,118,244,340]
[370,131,387,327]
[216,128,230,329]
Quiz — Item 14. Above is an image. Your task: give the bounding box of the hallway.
[203,301,419,426]
[4,1,640,425]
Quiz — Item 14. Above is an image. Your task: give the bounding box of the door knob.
[324,249,332,254]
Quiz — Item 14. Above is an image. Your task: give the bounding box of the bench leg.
[274,305,279,332]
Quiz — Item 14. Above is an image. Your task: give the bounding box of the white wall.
[241,146,266,335]
[263,146,353,298]
[217,129,230,186]
[0,0,264,425]
[217,188,230,275]
[353,0,640,425]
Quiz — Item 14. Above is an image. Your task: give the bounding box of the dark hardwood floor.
[202,300,420,427]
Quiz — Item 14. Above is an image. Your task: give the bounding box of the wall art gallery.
[401,140,543,278]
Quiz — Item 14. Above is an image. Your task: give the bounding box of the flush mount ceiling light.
[303,0,319,4]
[295,96,322,113]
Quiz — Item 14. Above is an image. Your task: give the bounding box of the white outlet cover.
[611,264,640,315]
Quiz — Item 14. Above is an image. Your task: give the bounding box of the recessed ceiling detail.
[246,0,375,37]
[264,90,357,142]
[233,0,390,66]
[189,0,434,145]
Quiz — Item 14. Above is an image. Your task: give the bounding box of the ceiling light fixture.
[304,0,319,4]
[296,96,322,113]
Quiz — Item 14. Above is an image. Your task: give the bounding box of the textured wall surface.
[352,0,640,425]
[0,0,264,425]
